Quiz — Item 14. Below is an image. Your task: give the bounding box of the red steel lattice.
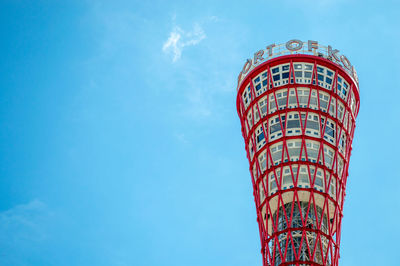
[236,54,360,266]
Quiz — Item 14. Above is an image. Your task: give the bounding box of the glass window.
[326,77,332,84]
[262,79,268,86]
[343,82,348,95]
[270,124,281,134]
[287,119,300,129]
[257,132,265,142]
[282,72,289,79]
[304,72,312,78]
[294,64,302,69]
[326,127,335,137]
[262,72,268,79]
[315,177,323,187]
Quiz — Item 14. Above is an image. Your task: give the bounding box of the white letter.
[242,59,252,75]
[286,39,303,51]
[254,50,265,65]
[266,44,275,56]
[308,40,318,51]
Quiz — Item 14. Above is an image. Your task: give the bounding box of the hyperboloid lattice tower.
[236,40,360,266]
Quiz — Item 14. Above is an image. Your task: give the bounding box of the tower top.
[237,39,358,91]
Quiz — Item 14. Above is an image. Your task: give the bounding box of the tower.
[236,40,360,265]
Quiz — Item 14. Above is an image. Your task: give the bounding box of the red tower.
[236,40,360,265]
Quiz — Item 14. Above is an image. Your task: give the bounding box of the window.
[253,71,269,97]
[338,103,345,121]
[297,112,321,137]
[270,64,291,87]
[258,97,268,117]
[253,105,260,124]
[323,119,336,144]
[306,140,320,163]
[326,97,336,118]
[329,176,336,198]
[298,166,309,185]
[270,143,283,165]
[286,140,302,160]
[337,75,349,100]
[256,126,266,150]
[337,157,344,176]
[269,95,276,113]
[293,63,313,84]
[276,90,288,110]
[258,151,267,172]
[288,89,297,108]
[315,170,324,189]
[315,65,335,90]
[339,132,346,154]
[269,172,278,195]
[323,146,334,168]
[298,88,310,107]
[242,84,252,108]
[247,111,253,128]
[319,92,329,112]
[259,181,266,203]
[269,115,285,140]
[282,72,289,79]
[309,91,318,110]
[286,112,302,136]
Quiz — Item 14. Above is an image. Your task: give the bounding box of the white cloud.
[174,132,189,144]
[162,24,206,62]
[0,199,50,244]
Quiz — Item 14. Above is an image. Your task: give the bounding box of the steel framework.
[236,53,360,266]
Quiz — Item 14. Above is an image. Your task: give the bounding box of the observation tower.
[236,40,360,265]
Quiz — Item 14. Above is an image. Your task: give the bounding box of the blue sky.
[0,0,399,265]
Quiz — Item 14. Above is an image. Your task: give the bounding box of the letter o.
[340,55,352,70]
[286,39,303,51]
[242,59,253,75]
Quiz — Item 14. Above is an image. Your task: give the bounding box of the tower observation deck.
[236,40,360,266]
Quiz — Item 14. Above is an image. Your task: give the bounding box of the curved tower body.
[236,40,360,266]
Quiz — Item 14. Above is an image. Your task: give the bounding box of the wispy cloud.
[0,199,54,264]
[0,199,50,243]
[162,24,206,62]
